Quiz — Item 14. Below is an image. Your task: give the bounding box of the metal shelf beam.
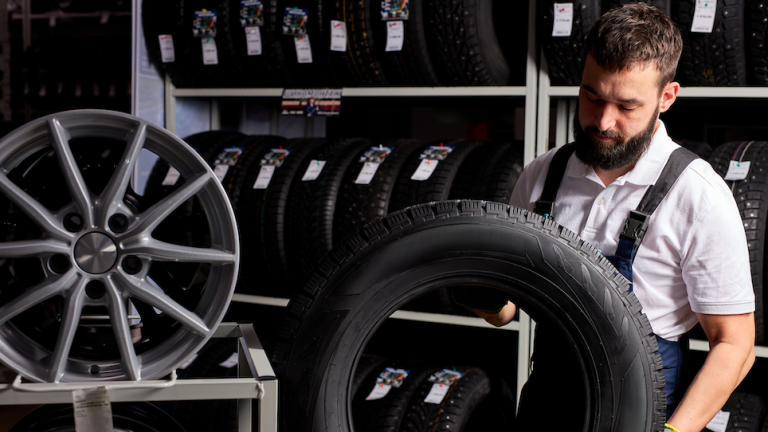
[170,86,527,98]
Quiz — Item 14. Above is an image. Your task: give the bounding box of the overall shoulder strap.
[619,147,699,255]
[534,143,577,217]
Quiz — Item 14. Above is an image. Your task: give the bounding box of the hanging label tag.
[73,387,114,432]
[295,35,313,63]
[193,9,218,37]
[179,353,198,369]
[552,3,574,37]
[246,26,263,55]
[283,7,309,36]
[302,160,326,181]
[240,0,264,27]
[424,369,464,404]
[355,162,381,185]
[360,146,394,163]
[158,35,176,63]
[705,410,730,432]
[202,38,219,65]
[213,165,230,182]
[253,165,276,189]
[724,160,750,181]
[215,147,246,166]
[411,159,438,181]
[261,148,292,167]
[420,145,454,160]
[330,20,347,52]
[366,367,410,400]
[162,167,181,186]
[385,21,405,52]
[691,0,717,33]
[218,352,239,368]
[381,0,409,20]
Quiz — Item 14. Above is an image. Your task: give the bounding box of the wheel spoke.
[117,274,210,336]
[123,239,236,264]
[0,270,78,327]
[0,174,72,241]
[124,173,211,238]
[0,239,69,258]
[48,118,94,228]
[105,276,141,381]
[99,123,147,226]
[47,278,86,383]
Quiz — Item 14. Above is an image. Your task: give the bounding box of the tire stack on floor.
[141,0,528,87]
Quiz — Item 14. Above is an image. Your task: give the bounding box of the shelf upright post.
[211,99,221,130]
[165,74,176,134]
[536,47,551,157]
[21,0,30,51]
[524,0,539,165]
[555,99,569,146]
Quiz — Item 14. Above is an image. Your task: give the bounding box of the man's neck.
[593,120,660,186]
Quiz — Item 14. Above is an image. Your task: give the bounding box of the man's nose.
[593,104,617,132]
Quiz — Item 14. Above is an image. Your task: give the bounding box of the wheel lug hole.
[48,254,70,274]
[89,365,100,375]
[85,280,106,300]
[122,256,142,275]
[63,213,83,232]
[108,214,129,233]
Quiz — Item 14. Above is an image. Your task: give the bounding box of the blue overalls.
[518,143,696,426]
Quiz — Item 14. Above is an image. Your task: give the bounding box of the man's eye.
[620,106,636,111]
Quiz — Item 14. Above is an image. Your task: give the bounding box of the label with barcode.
[691,0,716,33]
[424,369,464,404]
[246,26,262,55]
[72,387,114,432]
[253,165,276,189]
[158,35,175,62]
[724,160,750,181]
[330,20,347,52]
[705,410,730,432]
[355,162,381,184]
[386,21,405,52]
[295,35,313,63]
[552,3,573,37]
[411,159,438,181]
[302,160,326,181]
[162,167,181,185]
[213,165,230,182]
[202,38,219,65]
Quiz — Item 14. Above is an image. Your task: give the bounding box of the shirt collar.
[565,120,677,187]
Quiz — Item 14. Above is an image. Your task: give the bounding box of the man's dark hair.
[584,3,682,90]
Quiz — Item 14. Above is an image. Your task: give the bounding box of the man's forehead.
[582,56,661,100]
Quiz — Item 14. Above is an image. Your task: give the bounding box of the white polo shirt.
[510,121,754,341]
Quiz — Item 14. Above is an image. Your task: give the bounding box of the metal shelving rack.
[0,323,278,432]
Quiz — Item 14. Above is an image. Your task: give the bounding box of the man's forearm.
[667,341,754,431]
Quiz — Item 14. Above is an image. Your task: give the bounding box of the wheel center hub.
[74,233,118,274]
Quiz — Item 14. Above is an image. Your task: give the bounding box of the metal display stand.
[0,323,278,432]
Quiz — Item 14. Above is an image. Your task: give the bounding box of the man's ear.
[659,81,680,113]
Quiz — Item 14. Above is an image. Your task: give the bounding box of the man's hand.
[474,301,517,327]
[668,312,755,431]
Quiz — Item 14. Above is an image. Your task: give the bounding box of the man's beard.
[572,103,659,171]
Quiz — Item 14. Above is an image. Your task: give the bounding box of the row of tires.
[141,0,527,87]
[544,0,768,87]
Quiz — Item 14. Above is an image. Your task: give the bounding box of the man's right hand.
[474,301,517,327]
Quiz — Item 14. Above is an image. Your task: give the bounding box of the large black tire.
[677,139,714,160]
[746,0,768,85]
[707,141,767,344]
[270,200,667,432]
[717,391,767,431]
[424,0,510,85]
[674,0,748,87]
[142,0,198,88]
[399,367,492,432]
[448,142,512,201]
[333,138,426,243]
[9,402,186,432]
[539,0,602,86]
[484,142,525,204]
[603,0,670,16]
[180,0,241,88]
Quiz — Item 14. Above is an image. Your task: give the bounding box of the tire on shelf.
[707,141,767,344]
[673,0,747,87]
[333,138,426,243]
[448,142,511,201]
[9,402,186,432]
[676,139,713,160]
[539,0,602,86]
[746,0,768,86]
[141,0,198,88]
[424,0,510,85]
[271,200,667,432]
[484,141,525,205]
[719,391,767,432]
[351,353,389,399]
[603,0,670,16]
[398,367,493,432]
[329,0,390,85]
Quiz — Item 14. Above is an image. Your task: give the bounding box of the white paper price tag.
[330,20,347,52]
[253,165,276,189]
[73,387,114,432]
[213,164,230,182]
[705,410,730,432]
[158,35,176,63]
[295,35,313,63]
[162,167,181,186]
[424,383,450,404]
[386,21,405,52]
[246,26,262,55]
[411,159,438,181]
[552,3,574,37]
[179,353,198,369]
[691,0,717,33]
[355,162,381,184]
[302,160,326,181]
[366,384,392,400]
[202,38,219,65]
[218,352,239,368]
[724,160,750,181]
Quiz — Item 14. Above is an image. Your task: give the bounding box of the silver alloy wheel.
[0,110,239,382]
